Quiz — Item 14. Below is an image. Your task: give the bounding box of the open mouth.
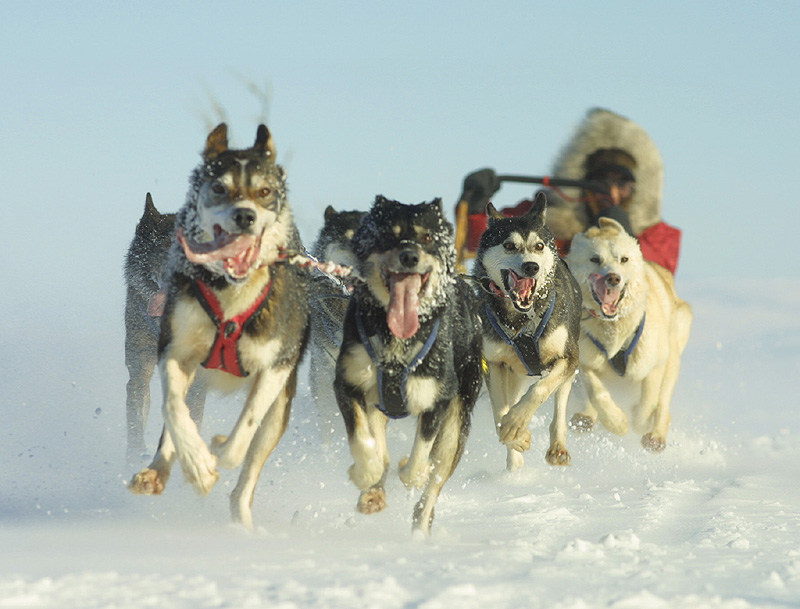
[501,269,536,312]
[384,269,430,340]
[589,273,624,318]
[177,225,262,280]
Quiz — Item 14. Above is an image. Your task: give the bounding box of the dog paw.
[506,449,525,472]
[210,435,238,469]
[398,456,430,488]
[499,410,532,452]
[569,413,595,433]
[546,444,571,466]
[128,468,167,495]
[348,460,384,491]
[357,488,387,514]
[179,453,219,496]
[641,433,666,453]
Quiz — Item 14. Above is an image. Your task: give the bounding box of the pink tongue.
[387,273,422,339]
[590,273,621,315]
[512,275,535,299]
[178,228,257,273]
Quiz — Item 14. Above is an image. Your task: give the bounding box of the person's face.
[585,170,635,216]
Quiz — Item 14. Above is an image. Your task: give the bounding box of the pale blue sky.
[1,0,798,338]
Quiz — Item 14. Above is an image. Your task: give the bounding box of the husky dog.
[473,192,581,472]
[565,218,692,451]
[128,124,309,530]
[124,194,206,463]
[308,206,365,426]
[334,196,483,536]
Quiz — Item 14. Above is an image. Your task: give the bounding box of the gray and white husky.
[128,124,309,530]
[565,217,692,451]
[334,196,483,536]
[308,206,365,435]
[473,192,581,471]
[123,194,206,464]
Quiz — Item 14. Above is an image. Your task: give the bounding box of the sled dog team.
[126,123,691,536]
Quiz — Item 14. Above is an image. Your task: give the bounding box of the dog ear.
[144,192,158,216]
[597,217,624,234]
[254,124,277,159]
[324,205,338,222]
[205,123,229,158]
[486,202,505,221]
[431,197,444,214]
[525,191,548,224]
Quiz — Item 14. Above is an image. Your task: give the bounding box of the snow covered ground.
[1,278,799,608]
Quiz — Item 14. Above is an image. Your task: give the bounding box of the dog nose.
[399,248,419,269]
[606,273,621,287]
[521,262,539,277]
[233,208,257,230]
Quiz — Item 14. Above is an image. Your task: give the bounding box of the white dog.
[565,218,692,451]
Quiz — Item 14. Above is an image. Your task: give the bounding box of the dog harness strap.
[587,313,646,376]
[484,291,556,377]
[193,279,273,377]
[354,300,440,419]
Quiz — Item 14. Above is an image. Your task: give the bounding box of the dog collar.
[484,290,556,377]
[354,299,440,419]
[586,313,646,376]
[192,278,273,377]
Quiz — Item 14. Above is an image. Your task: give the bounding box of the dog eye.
[503,242,516,251]
[535,242,544,251]
[590,255,601,264]
[258,188,271,198]
[620,256,629,263]
[211,182,226,195]
[420,234,432,244]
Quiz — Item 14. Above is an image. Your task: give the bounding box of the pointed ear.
[525,191,547,223]
[374,194,390,208]
[144,192,157,215]
[324,205,337,222]
[253,124,276,159]
[431,197,443,213]
[204,123,228,158]
[597,217,624,233]
[486,202,505,220]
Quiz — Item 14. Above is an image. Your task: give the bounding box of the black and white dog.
[308,206,365,434]
[129,124,309,530]
[334,196,483,536]
[473,192,581,471]
[123,194,206,464]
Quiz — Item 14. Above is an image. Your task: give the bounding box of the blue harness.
[484,291,556,377]
[354,300,440,419]
[586,313,646,376]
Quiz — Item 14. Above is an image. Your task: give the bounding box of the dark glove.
[596,205,635,236]
[459,168,501,214]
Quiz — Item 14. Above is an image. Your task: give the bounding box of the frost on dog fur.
[566,217,692,451]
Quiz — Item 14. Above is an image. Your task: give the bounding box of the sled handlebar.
[495,174,610,194]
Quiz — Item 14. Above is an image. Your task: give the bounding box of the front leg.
[211,366,293,469]
[161,357,218,495]
[486,363,528,471]
[129,426,176,495]
[580,367,628,435]
[499,357,571,453]
[545,377,572,465]
[399,408,442,488]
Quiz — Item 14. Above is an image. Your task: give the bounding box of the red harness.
[192,279,273,377]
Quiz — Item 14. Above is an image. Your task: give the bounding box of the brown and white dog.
[128,124,309,529]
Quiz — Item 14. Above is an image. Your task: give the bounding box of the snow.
[1,279,799,608]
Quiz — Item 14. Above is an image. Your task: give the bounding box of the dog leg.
[413,398,464,536]
[499,358,572,454]
[399,410,439,488]
[229,371,295,530]
[546,379,572,465]
[125,327,158,464]
[161,357,219,495]
[570,400,598,432]
[580,368,629,435]
[486,363,527,471]
[129,426,176,495]
[211,366,293,469]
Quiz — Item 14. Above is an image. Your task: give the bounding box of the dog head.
[566,217,646,320]
[312,206,366,270]
[352,196,455,339]
[175,123,289,283]
[476,192,557,313]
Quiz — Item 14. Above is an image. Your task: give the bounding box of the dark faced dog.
[473,192,581,471]
[334,196,483,536]
[124,194,206,464]
[128,124,309,530]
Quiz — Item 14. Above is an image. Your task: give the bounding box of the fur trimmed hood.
[545,108,664,240]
